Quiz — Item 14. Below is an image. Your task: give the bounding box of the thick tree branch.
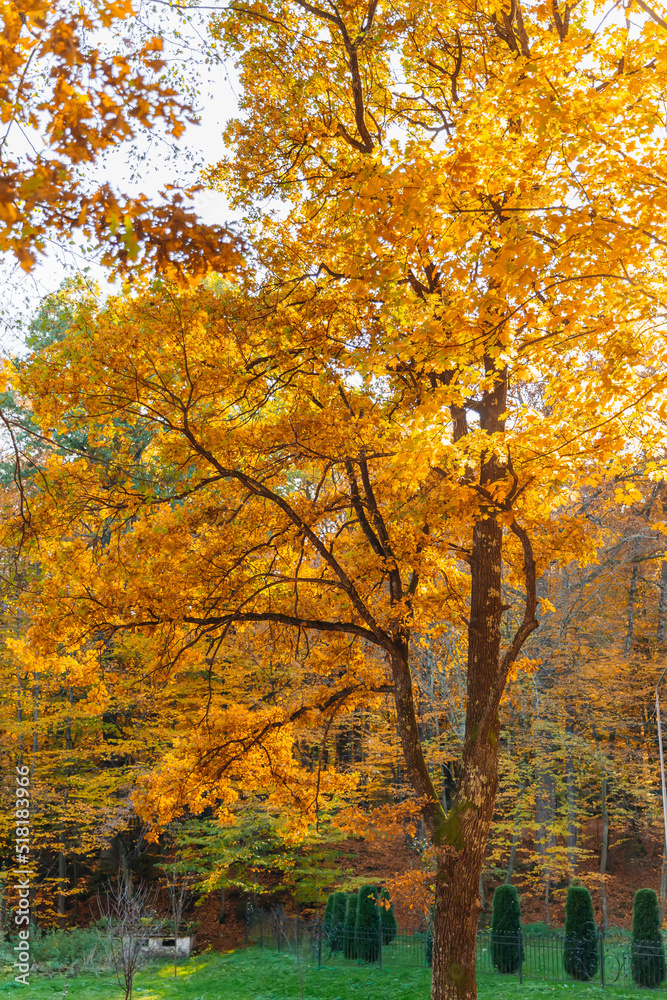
[344,458,385,557]
[183,610,382,646]
[632,0,667,30]
[177,423,387,643]
[476,520,539,740]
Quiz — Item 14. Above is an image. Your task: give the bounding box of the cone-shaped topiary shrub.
[323,893,335,941]
[330,891,348,951]
[563,884,598,981]
[343,893,358,959]
[491,884,523,973]
[355,884,380,962]
[631,888,666,988]
[379,888,397,945]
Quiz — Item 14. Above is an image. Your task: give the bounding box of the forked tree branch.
[183,610,382,645]
[476,520,539,738]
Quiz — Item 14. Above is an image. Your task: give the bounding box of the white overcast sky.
[0,0,638,356]
[0,3,240,355]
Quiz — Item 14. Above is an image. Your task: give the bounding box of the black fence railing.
[244,907,667,991]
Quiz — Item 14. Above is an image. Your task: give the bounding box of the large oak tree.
[5,0,667,997]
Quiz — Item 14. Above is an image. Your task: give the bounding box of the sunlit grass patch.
[0,947,659,998]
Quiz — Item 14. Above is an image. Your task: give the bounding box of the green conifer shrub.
[343,893,358,959]
[563,885,598,981]
[379,888,397,945]
[490,884,523,973]
[631,888,666,988]
[331,891,348,951]
[323,893,335,941]
[355,884,380,962]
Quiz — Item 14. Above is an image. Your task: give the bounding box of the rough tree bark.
[504,833,519,885]
[658,561,667,645]
[504,783,526,885]
[625,563,639,656]
[426,364,539,1000]
[535,766,556,924]
[565,714,578,878]
[57,847,67,928]
[599,776,610,928]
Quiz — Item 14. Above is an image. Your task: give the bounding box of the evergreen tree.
[331,891,348,951]
[355,884,380,962]
[343,893,358,960]
[379,887,397,945]
[631,888,666,988]
[490,884,523,973]
[563,885,598,981]
[323,893,335,942]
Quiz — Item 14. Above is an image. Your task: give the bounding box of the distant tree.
[631,889,666,988]
[162,861,196,979]
[98,879,163,1000]
[490,884,522,973]
[563,885,598,981]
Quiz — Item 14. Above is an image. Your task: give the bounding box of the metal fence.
[244,907,667,991]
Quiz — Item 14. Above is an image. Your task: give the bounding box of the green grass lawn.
[0,948,659,999]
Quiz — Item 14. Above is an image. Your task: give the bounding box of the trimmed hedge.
[491,884,523,973]
[563,884,598,981]
[323,893,335,939]
[355,883,380,962]
[380,887,397,945]
[631,888,666,988]
[331,891,348,951]
[343,892,358,959]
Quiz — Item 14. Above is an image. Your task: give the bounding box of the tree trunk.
[504,831,519,884]
[117,835,132,894]
[388,364,537,1000]
[599,776,609,928]
[72,858,79,920]
[57,847,67,928]
[0,864,6,941]
[536,767,556,924]
[504,780,526,884]
[565,720,578,878]
[478,872,486,923]
[625,563,639,656]
[660,843,667,923]
[658,561,667,645]
[431,514,504,1000]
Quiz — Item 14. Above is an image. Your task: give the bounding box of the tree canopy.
[0,0,240,275]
